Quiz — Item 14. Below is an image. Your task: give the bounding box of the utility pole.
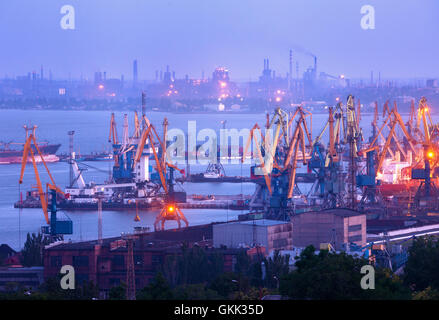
[68,131,75,188]
[162,117,168,171]
[96,192,103,244]
[141,91,146,130]
[122,234,136,300]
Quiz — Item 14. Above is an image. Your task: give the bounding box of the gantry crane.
[241,106,312,220]
[410,97,439,212]
[135,121,188,231]
[357,102,418,210]
[19,130,72,239]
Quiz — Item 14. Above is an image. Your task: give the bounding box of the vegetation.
[5,237,439,300]
[279,245,410,300]
[403,236,439,293]
[20,232,50,267]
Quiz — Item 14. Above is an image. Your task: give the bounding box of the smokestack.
[141,91,146,129]
[133,59,138,87]
[289,50,293,79]
[314,56,317,75]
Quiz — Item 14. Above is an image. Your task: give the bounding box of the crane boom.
[19,134,64,225]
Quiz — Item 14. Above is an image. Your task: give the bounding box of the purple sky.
[0,0,438,80]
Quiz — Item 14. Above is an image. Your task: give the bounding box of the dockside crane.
[241,106,312,220]
[135,121,188,231]
[410,98,439,212]
[357,102,418,209]
[19,131,72,240]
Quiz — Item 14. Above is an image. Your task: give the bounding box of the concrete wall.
[213,223,268,249]
[291,210,366,250]
[213,221,293,252]
[0,267,44,291]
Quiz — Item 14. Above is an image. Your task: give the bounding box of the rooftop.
[295,208,365,218]
[44,223,216,252]
[217,219,290,227]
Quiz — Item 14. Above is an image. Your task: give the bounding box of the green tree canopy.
[279,245,410,300]
[21,232,50,267]
[404,236,439,292]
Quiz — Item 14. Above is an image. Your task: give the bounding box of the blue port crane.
[241,106,312,220]
[19,130,72,239]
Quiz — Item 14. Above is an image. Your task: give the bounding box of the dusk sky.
[0,0,438,81]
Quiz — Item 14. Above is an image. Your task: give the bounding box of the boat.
[0,141,60,164]
[0,125,61,164]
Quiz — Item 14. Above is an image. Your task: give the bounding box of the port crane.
[241,106,312,220]
[135,121,188,231]
[18,131,72,239]
[409,97,439,212]
[357,102,417,210]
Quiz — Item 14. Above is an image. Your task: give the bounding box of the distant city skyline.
[0,0,438,80]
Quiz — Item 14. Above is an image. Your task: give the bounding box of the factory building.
[212,219,293,253]
[43,223,244,298]
[291,208,366,250]
[0,267,44,291]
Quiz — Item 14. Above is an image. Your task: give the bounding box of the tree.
[404,236,439,292]
[412,287,439,300]
[263,250,290,289]
[161,245,224,286]
[208,272,239,299]
[21,232,50,267]
[279,245,410,300]
[109,283,126,300]
[137,272,174,300]
[172,283,222,300]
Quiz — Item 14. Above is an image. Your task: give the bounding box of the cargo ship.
[0,141,60,164]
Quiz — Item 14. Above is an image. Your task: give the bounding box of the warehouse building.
[0,267,44,291]
[43,223,244,298]
[212,219,293,253]
[291,208,366,250]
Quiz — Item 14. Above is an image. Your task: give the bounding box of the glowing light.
[167,205,175,213]
[427,151,435,159]
[275,97,282,102]
[98,84,104,90]
[220,81,227,88]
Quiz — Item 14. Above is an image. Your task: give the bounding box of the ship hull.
[0,144,60,164]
